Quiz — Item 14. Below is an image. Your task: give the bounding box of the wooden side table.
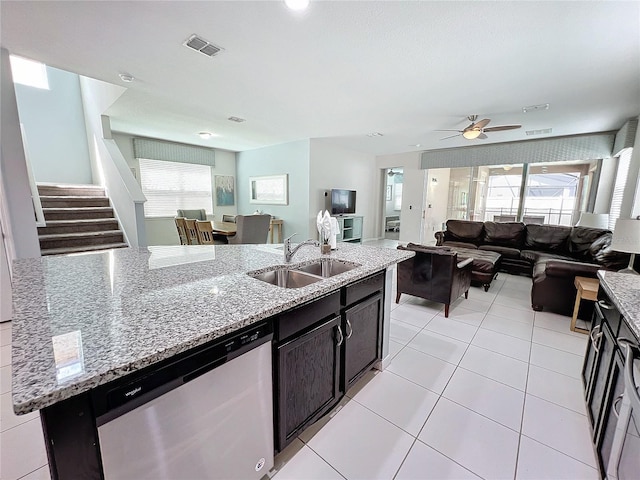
[571,276,599,334]
[269,219,283,244]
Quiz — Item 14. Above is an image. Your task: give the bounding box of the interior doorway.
[384,168,403,240]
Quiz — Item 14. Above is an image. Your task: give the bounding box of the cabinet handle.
[598,300,614,310]
[613,394,624,418]
[621,341,640,411]
[335,326,344,347]
[590,324,602,353]
[345,319,353,339]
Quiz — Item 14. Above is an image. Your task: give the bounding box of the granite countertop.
[11,243,413,414]
[597,270,640,338]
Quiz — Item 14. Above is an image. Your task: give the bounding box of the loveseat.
[435,219,632,318]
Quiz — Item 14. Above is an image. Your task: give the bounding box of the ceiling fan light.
[463,129,482,140]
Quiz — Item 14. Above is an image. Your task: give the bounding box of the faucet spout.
[284,233,319,263]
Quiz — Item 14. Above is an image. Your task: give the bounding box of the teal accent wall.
[14,65,92,184]
[237,140,310,240]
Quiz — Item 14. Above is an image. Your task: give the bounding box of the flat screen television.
[331,189,356,215]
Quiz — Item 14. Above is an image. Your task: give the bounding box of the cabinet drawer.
[597,290,622,337]
[342,271,384,306]
[276,291,340,342]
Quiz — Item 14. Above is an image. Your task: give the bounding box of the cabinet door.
[587,317,616,436]
[583,306,604,398]
[598,348,625,476]
[343,293,382,391]
[275,315,342,451]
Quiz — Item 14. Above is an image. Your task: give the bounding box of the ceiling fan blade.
[434,129,463,132]
[483,124,521,132]
[474,118,491,129]
[477,133,488,140]
[440,133,462,140]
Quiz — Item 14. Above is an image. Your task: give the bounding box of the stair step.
[40,196,111,208]
[40,243,129,256]
[43,207,115,221]
[39,231,125,250]
[38,219,120,235]
[37,183,105,197]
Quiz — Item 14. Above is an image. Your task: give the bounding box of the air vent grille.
[526,128,553,136]
[184,34,222,57]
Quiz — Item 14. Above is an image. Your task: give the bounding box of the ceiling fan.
[438,115,521,140]
[388,169,401,177]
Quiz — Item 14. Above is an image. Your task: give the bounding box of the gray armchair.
[176,209,207,221]
[227,215,271,244]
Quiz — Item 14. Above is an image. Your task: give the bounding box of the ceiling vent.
[184,34,222,57]
[228,116,246,123]
[526,128,553,136]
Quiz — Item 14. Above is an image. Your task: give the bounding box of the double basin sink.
[249,258,361,288]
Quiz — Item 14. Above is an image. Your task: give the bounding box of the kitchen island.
[11,242,413,479]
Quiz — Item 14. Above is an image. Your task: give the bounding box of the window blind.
[609,148,632,230]
[138,158,213,218]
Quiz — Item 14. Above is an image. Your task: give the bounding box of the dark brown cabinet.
[273,271,385,452]
[275,314,342,450]
[343,293,382,392]
[582,288,639,477]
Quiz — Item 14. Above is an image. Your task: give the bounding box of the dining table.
[211,220,237,236]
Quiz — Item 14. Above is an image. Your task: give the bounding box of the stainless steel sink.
[295,259,360,278]
[249,269,322,288]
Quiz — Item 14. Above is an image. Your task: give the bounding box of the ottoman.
[449,247,502,292]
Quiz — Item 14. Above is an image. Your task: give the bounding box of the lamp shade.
[611,219,640,254]
[575,212,610,229]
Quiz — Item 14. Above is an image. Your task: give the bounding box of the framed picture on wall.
[386,185,392,201]
[215,175,235,206]
[249,174,288,205]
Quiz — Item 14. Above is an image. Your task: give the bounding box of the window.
[138,158,213,218]
[609,148,632,229]
[9,55,49,89]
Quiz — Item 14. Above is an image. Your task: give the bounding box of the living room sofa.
[434,219,631,317]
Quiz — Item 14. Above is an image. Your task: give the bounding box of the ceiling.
[1,1,639,156]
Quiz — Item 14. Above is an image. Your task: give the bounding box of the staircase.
[37,184,128,256]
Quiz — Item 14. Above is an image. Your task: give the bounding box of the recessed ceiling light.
[367,132,383,137]
[119,73,134,83]
[199,131,213,139]
[228,116,246,123]
[284,0,309,11]
[522,103,550,113]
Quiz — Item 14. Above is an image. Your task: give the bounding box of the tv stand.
[333,215,363,243]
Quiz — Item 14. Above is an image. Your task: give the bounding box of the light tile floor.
[0,239,597,480]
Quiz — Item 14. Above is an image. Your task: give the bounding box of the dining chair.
[195,220,215,245]
[174,217,189,245]
[227,215,271,244]
[176,209,207,221]
[184,219,200,245]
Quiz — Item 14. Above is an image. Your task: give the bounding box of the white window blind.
[139,158,213,218]
[609,148,632,230]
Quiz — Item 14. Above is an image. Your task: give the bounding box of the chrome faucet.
[284,233,319,263]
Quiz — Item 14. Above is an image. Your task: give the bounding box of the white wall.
[14,65,92,184]
[309,140,378,240]
[376,151,423,243]
[113,132,237,246]
[0,48,41,260]
[0,215,12,322]
[237,140,310,240]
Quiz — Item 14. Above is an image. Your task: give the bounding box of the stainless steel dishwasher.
[94,323,274,480]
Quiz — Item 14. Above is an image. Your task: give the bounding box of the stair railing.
[20,125,46,227]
